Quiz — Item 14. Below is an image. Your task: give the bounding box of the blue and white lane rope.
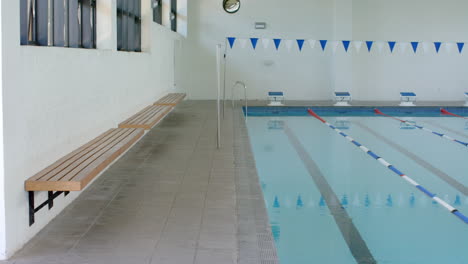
[375,108,468,148]
[307,109,468,224]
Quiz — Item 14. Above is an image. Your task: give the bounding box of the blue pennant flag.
[273,39,282,50]
[320,40,328,51]
[411,42,419,53]
[366,41,374,52]
[250,38,259,49]
[297,39,305,51]
[342,41,351,52]
[457,42,465,53]
[388,41,396,53]
[227,37,236,49]
[434,42,442,53]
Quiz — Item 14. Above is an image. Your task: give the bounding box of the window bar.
[77,0,82,48]
[91,0,96,48]
[64,0,69,47]
[27,0,37,44]
[47,0,54,46]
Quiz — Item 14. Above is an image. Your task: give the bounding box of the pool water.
[246,115,468,264]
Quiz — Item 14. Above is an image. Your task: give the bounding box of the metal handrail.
[229,81,247,117]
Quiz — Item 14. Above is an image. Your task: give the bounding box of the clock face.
[223,0,241,14]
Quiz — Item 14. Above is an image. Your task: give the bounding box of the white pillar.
[96,0,117,50]
[0,0,6,260]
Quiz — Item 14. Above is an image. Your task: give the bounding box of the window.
[152,0,162,24]
[117,0,141,52]
[20,0,96,48]
[171,0,177,32]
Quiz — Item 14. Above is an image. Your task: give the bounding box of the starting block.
[334,92,351,106]
[400,92,417,106]
[268,92,284,106]
[464,92,468,107]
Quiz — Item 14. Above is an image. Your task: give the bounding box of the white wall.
[0,0,6,260]
[352,0,468,101]
[0,0,184,259]
[183,0,468,102]
[182,0,335,100]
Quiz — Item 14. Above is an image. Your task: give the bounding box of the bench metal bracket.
[28,191,70,226]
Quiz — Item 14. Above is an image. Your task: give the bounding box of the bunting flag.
[331,41,339,53]
[238,38,247,49]
[262,38,270,49]
[376,42,385,53]
[366,41,373,52]
[434,42,442,53]
[320,40,328,51]
[388,41,396,53]
[285,40,294,52]
[227,37,236,48]
[297,39,305,51]
[411,42,419,53]
[399,42,409,53]
[308,39,317,49]
[342,40,351,52]
[457,42,465,54]
[354,41,363,53]
[445,42,454,54]
[273,39,282,50]
[422,42,431,54]
[250,38,259,49]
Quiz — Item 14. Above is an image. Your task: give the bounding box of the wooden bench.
[154,93,186,106]
[119,105,172,130]
[25,128,144,225]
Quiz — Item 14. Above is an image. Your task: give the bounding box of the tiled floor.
[3,101,277,264]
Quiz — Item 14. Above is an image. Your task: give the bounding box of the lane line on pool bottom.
[354,121,468,196]
[284,125,377,264]
[374,108,468,148]
[307,109,468,224]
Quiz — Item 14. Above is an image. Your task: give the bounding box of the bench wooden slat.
[26,129,115,182]
[49,129,133,182]
[119,105,172,130]
[154,93,186,106]
[25,128,144,191]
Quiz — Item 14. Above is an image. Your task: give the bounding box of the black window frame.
[117,0,141,52]
[152,0,162,24]
[170,0,177,32]
[20,0,97,49]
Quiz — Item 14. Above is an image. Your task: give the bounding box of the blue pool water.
[246,113,468,264]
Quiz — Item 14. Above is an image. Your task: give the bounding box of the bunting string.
[226,37,466,54]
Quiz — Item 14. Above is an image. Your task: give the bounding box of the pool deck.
[2,101,278,264]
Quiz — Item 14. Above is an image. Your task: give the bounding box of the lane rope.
[307,108,468,224]
[441,108,468,119]
[374,108,468,148]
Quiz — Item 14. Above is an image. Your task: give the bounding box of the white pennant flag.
[445,42,454,54]
[399,42,409,54]
[376,41,385,54]
[422,42,431,54]
[285,40,293,52]
[331,41,339,53]
[308,39,317,49]
[238,38,247,49]
[353,41,363,53]
[262,38,270,49]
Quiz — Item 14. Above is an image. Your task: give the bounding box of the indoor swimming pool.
[245,107,468,264]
